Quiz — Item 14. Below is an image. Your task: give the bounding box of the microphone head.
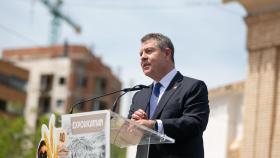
[137,84,150,89]
[123,84,149,92]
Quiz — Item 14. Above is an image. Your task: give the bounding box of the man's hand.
[136,119,156,129]
[131,109,148,121]
[130,109,155,129]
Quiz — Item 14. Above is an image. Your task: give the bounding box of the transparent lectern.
[40,110,175,158]
[110,111,174,148]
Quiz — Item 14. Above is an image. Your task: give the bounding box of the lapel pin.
[173,86,177,90]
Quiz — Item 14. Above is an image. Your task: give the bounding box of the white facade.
[204,83,243,158]
[13,57,71,131]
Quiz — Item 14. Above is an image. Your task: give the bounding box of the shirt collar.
[154,68,177,89]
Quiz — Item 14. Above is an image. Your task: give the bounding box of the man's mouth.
[142,63,150,69]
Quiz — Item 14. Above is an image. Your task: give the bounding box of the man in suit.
[128,33,210,158]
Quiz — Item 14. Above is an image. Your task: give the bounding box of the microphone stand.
[111,91,128,113]
[69,89,122,114]
[69,85,149,114]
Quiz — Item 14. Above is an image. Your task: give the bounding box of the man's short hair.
[141,33,175,63]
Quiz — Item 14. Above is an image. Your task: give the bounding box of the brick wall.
[2,45,92,60]
[0,60,28,103]
[66,57,122,112]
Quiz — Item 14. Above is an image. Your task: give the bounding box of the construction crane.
[41,0,81,44]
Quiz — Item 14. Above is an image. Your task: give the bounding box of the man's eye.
[146,49,153,54]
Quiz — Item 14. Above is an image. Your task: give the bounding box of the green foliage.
[0,114,49,158]
[111,144,127,158]
[0,116,25,158]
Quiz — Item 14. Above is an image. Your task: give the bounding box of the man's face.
[140,39,170,81]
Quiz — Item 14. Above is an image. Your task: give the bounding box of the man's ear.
[164,48,172,58]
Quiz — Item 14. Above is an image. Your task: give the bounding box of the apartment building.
[2,45,121,130]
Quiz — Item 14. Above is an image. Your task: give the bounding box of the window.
[59,77,66,85]
[40,74,54,92]
[9,76,27,91]
[0,99,6,111]
[0,73,27,91]
[7,102,24,115]
[56,99,64,108]
[0,100,24,115]
[77,102,85,111]
[95,78,107,95]
[81,77,87,87]
[77,76,87,88]
[92,100,107,111]
[38,96,51,114]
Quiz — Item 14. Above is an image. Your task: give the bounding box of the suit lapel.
[141,85,153,115]
[151,72,183,119]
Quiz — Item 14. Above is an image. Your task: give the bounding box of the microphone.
[122,84,149,92]
[69,84,149,114]
[111,84,149,112]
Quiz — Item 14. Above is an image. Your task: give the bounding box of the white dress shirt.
[150,68,177,134]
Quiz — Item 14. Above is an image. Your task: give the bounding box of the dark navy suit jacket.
[128,72,210,158]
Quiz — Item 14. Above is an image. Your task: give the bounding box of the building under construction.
[2,45,121,131]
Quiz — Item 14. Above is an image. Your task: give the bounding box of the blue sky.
[0,0,247,108]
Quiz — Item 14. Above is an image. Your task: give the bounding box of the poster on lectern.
[61,110,110,158]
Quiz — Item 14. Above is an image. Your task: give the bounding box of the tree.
[0,116,26,157]
[0,114,49,158]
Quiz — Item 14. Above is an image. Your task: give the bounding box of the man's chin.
[143,71,153,78]
[143,69,149,74]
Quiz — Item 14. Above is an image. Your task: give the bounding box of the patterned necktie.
[150,82,162,118]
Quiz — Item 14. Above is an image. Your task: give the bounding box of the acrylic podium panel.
[110,111,175,148]
[38,110,174,158]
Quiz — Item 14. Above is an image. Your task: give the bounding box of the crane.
[41,0,81,44]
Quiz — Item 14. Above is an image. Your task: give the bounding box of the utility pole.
[41,0,81,44]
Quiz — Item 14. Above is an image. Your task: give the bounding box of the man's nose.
[141,53,147,60]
